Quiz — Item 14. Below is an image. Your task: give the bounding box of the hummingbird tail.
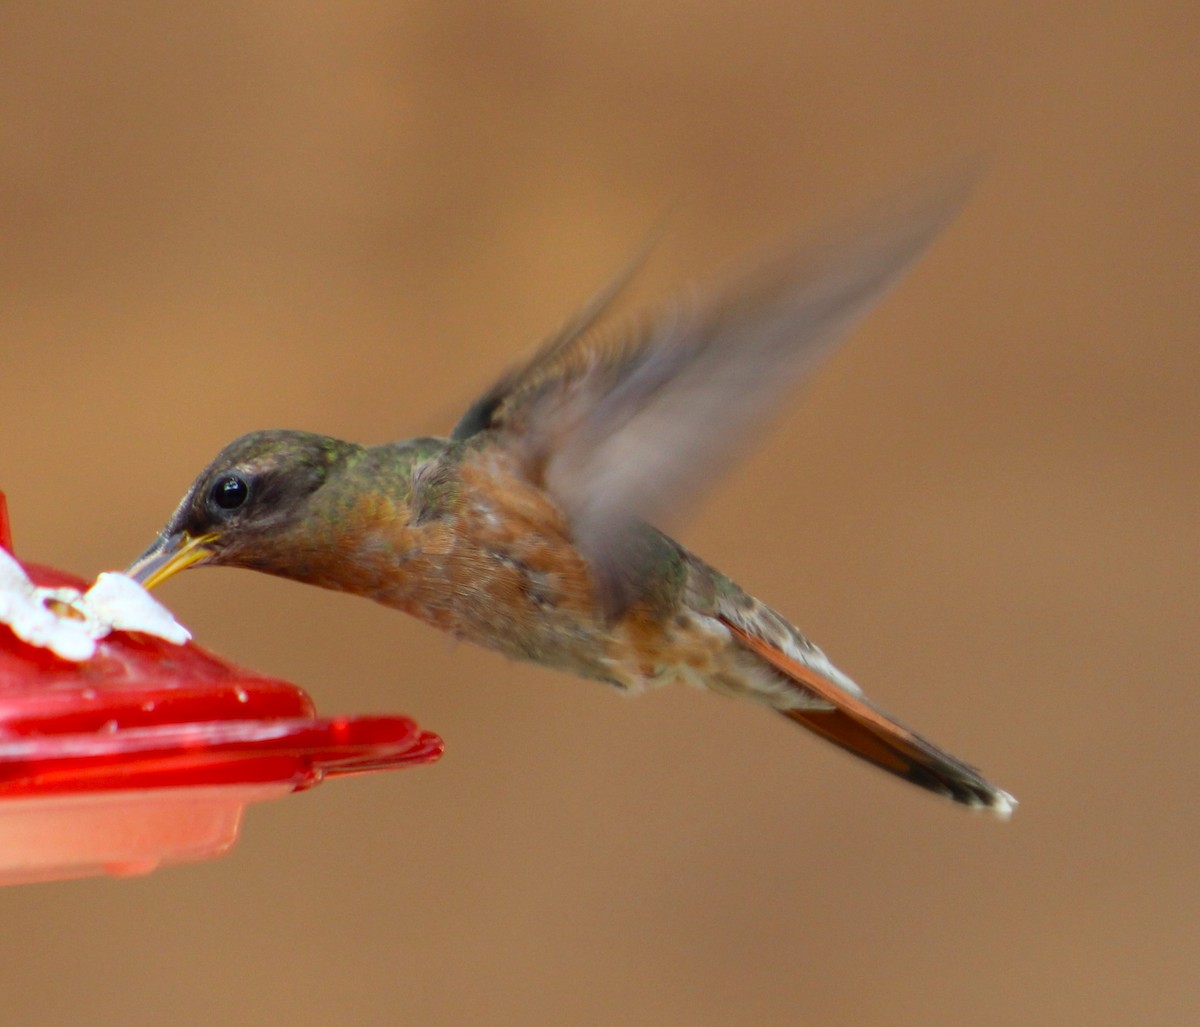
[777,706,1014,815]
[723,621,1016,816]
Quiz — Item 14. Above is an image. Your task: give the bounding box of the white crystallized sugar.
[0,549,190,661]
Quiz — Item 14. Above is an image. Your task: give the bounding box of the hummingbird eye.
[209,474,250,513]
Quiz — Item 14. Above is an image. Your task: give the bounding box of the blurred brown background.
[1,3,1196,1025]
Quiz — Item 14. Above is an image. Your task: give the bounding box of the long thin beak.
[125,531,219,590]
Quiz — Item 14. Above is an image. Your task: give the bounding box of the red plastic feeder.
[0,491,442,884]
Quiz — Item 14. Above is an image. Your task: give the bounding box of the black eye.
[210,474,250,512]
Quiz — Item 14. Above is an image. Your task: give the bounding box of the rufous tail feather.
[723,621,1016,816]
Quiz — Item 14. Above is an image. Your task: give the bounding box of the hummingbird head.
[127,430,357,590]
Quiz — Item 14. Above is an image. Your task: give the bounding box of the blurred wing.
[451,241,654,442]
[459,178,973,613]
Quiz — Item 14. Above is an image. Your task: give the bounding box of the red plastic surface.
[0,491,442,881]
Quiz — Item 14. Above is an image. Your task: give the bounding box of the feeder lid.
[0,491,442,884]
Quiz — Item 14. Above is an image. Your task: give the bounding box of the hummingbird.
[127,184,1016,815]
